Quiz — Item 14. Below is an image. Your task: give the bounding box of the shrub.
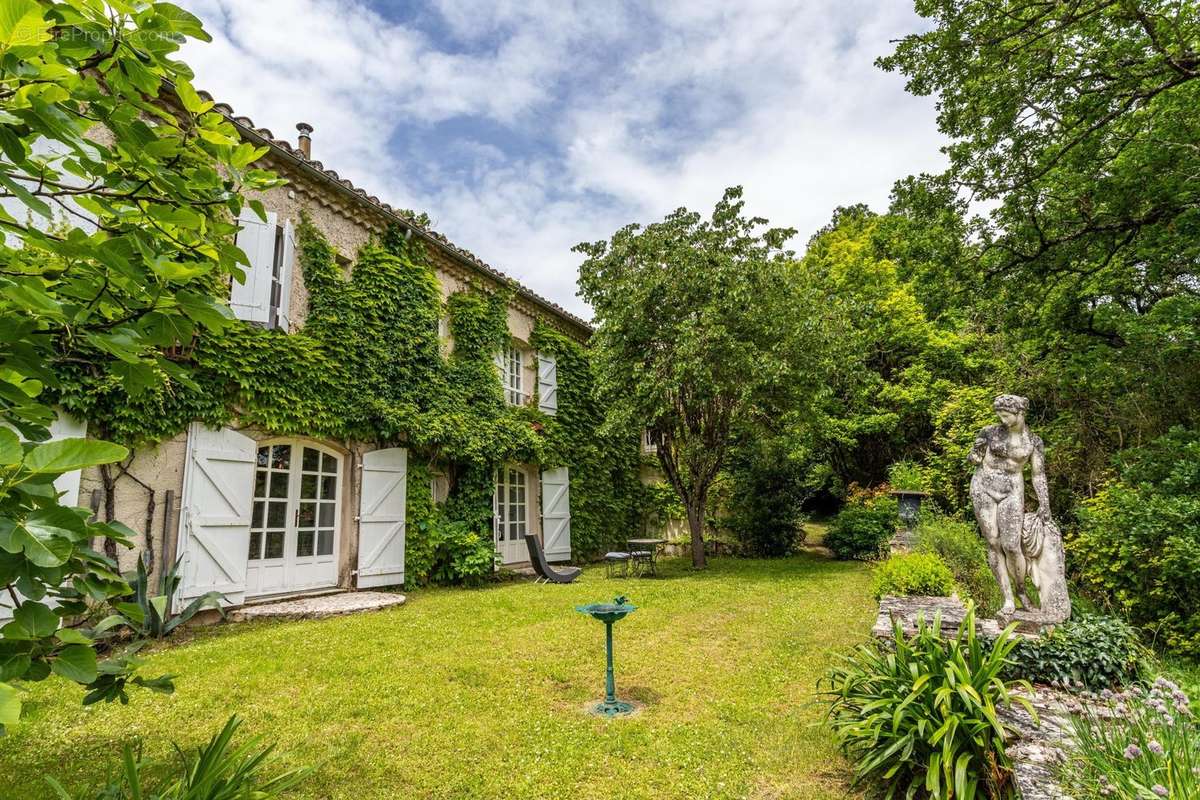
[1058,677,1198,800]
[1004,615,1149,690]
[721,437,809,557]
[824,604,1032,799]
[886,459,929,492]
[825,498,896,560]
[871,552,955,599]
[428,521,497,586]
[46,715,309,799]
[914,513,1002,616]
[1071,429,1200,657]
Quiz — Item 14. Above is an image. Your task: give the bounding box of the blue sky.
[178,0,946,318]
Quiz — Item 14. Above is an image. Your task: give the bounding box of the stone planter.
[890,490,927,529]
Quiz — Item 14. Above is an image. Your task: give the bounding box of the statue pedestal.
[873,595,1046,642]
[996,608,1064,636]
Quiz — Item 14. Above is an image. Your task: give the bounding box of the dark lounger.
[524,534,581,584]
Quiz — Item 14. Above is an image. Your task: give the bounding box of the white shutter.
[277,219,296,332]
[541,466,571,561]
[0,411,87,622]
[231,208,276,323]
[176,424,255,609]
[357,447,407,588]
[537,353,558,415]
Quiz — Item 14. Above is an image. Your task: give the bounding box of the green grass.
[3,554,874,800]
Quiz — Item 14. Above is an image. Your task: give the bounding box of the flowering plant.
[1059,677,1197,799]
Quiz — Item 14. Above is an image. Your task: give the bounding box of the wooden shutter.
[357,447,407,588]
[231,208,276,324]
[541,466,571,561]
[176,424,256,610]
[277,219,296,332]
[537,353,558,415]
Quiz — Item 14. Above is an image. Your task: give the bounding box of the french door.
[246,441,341,597]
[494,466,529,564]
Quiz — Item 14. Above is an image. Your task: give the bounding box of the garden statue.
[968,394,1071,624]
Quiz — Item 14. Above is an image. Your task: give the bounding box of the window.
[494,466,528,543]
[502,344,526,406]
[642,429,662,454]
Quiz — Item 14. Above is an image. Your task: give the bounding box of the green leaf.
[13,523,72,567]
[173,79,212,115]
[0,681,19,727]
[0,0,51,55]
[55,628,90,645]
[23,438,128,474]
[91,615,127,635]
[23,506,87,541]
[153,3,210,42]
[13,600,57,638]
[50,644,97,684]
[0,428,20,466]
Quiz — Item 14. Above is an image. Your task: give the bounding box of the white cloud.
[177,0,945,319]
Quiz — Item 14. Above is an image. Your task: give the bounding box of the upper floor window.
[502,344,527,406]
[232,207,295,331]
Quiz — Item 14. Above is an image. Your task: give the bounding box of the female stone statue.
[968,394,1070,622]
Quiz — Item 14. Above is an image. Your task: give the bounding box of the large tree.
[576,187,820,568]
[0,0,278,730]
[879,0,1200,497]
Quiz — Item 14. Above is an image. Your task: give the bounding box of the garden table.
[626,538,665,576]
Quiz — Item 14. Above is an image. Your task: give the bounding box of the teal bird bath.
[575,596,637,717]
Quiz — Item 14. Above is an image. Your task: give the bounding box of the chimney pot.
[296,122,313,159]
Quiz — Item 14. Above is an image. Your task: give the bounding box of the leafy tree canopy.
[576,187,823,567]
[879,0,1200,336]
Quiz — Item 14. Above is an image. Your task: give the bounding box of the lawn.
[2,553,874,800]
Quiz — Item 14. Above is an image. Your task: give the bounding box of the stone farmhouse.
[4,96,597,616]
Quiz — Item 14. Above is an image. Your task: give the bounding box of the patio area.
[3,554,874,800]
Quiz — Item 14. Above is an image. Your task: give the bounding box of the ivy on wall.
[531,325,641,557]
[53,215,642,577]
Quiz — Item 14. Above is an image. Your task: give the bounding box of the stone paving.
[230,590,406,622]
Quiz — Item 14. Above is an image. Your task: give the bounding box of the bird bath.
[575,596,637,717]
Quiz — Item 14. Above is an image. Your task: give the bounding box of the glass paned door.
[494,466,528,564]
[247,442,340,597]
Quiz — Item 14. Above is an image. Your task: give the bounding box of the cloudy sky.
[177,0,945,319]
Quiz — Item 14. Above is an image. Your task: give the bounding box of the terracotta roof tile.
[198,91,592,334]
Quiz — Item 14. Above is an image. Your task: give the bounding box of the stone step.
[230,590,406,622]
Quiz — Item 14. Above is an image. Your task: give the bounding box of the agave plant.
[824,604,1035,799]
[47,715,310,800]
[96,558,224,641]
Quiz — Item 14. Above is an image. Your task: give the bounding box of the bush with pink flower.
[1059,677,1198,799]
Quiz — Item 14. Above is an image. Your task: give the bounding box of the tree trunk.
[686,499,707,570]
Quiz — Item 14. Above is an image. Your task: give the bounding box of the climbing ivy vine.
[54,216,641,578]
